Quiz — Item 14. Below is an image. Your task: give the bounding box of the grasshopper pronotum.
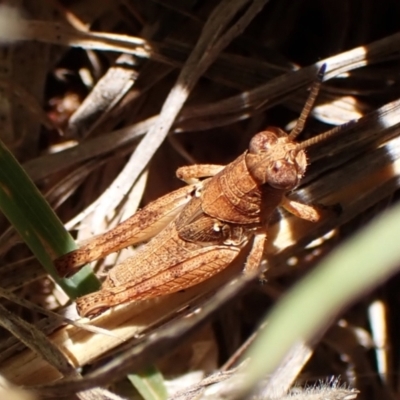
[55,65,336,317]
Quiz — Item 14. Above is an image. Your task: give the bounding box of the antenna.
[296,120,356,151]
[288,64,326,140]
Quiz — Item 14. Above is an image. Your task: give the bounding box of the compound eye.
[249,130,278,154]
[267,160,298,189]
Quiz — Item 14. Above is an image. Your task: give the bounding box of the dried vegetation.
[0,1,400,399]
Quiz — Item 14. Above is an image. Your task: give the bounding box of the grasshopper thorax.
[246,128,307,190]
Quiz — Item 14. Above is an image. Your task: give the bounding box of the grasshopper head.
[247,128,307,190]
[247,65,333,191]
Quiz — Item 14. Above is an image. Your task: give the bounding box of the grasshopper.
[55,66,332,317]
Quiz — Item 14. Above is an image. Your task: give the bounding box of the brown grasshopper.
[55,65,332,317]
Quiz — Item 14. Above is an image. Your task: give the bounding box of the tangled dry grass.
[1,1,400,399]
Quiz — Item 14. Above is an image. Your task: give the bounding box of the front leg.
[243,232,267,275]
[176,164,225,184]
[281,196,321,222]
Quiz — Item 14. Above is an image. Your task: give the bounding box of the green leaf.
[0,138,100,298]
[128,366,168,400]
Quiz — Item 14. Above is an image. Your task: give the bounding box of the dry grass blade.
[0,286,121,339]
[90,0,269,229]
[0,376,36,400]
[13,30,398,192]
[0,304,78,379]
[66,54,140,139]
[10,271,259,395]
[9,20,153,60]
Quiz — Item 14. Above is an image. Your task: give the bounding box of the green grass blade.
[0,138,100,298]
[128,366,168,400]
